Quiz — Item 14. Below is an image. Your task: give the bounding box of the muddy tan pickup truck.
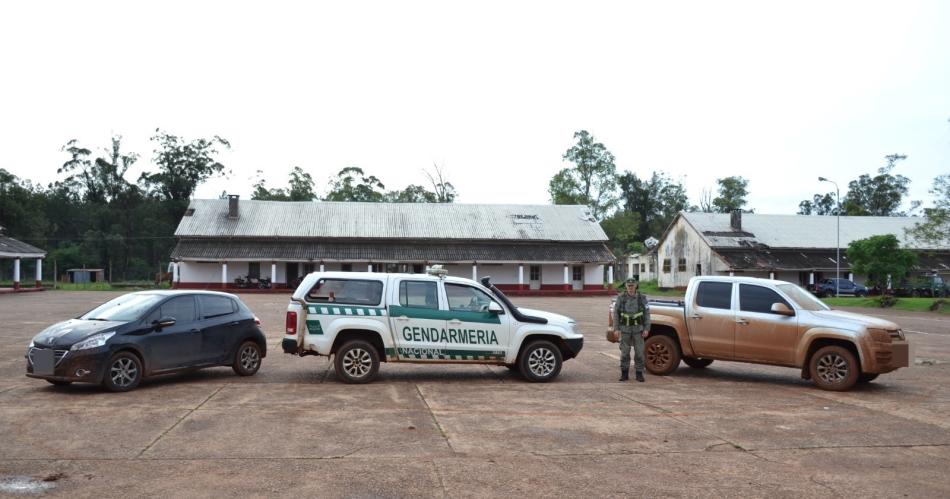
[640,276,910,391]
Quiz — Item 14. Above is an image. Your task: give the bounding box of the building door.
[529,265,541,290]
[571,265,584,290]
[286,263,299,287]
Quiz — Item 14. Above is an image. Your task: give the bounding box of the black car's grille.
[27,347,69,366]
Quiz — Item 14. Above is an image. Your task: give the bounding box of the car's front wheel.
[519,340,563,382]
[809,345,859,391]
[102,351,143,392]
[334,340,380,384]
[233,341,262,376]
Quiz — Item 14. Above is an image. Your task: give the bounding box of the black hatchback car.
[26,291,266,392]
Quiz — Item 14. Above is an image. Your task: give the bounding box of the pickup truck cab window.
[399,281,439,309]
[739,284,792,315]
[445,283,497,312]
[696,281,732,310]
[307,278,383,306]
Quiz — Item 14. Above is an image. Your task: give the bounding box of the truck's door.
[442,282,509,362]
[388,278,447,360]
[733,283,799,364]
[686,281,735,359]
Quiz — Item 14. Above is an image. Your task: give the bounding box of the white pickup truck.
[282,269,584,383]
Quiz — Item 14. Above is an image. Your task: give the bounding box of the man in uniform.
[609,277,651,382]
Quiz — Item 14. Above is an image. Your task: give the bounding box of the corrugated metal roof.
[171,240,615,263]
[175,199,607,241]
[718,248,950,272]
[0,236,46,258]
[682,212,949,250]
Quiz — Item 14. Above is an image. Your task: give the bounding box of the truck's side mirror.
[487,302,504,314]
[153,317,176,330]
[770,303,795,316]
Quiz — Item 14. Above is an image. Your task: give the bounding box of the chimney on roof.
[228,195,240,219]
[730,209,742,231]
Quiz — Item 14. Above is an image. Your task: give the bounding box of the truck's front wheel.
[334,340,380,384]
[809,345,859,391]
[519,340,562,382]
[645,335,681,375]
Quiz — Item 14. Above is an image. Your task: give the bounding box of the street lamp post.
[818,177,840,297]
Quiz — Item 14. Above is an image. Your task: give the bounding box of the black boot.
[635,371,645,382]
[619,368,629,382]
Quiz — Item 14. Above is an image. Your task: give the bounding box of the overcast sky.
[1,0,947,216]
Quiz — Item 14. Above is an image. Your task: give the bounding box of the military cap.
[624,277,639,284]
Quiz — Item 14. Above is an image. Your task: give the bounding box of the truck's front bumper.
[564,337,583,359]
[869,340,910,373]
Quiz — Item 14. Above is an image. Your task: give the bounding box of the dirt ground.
[1,291,948,498]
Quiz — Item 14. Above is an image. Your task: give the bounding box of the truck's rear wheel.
[334,340,380,384]
[519,340,562,382]
[809,345,859,391]
[683,357,713,369]
[645,335,681,375]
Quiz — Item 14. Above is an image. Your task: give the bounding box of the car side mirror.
[487,302,504,314]
[154,317,176,330]
[771,303,795,316]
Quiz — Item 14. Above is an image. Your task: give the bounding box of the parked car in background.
[893,274,949,298]
[813,278,868,297]
[26,291,266,392]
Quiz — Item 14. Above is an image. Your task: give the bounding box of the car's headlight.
[71,332,115,351]
[28,340,34,348]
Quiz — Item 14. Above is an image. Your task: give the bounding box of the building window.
[678,258,687,271]
[248,262,260,278]
[695,263,702,276]
[412,264,424,274]
[341,263,352,272]
[529,265,541,281]
[303,263,315,274]
[649,261,655,273]
[572,265,583,281]
[663,259,671,273]
[640,263,646,273]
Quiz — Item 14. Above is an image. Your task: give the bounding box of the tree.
[549,130,617,220]
[324,167,386,202]
[712,176,749,213]
[617,171,689,241]
[600,210,641,257]
[385,185,438,203]
[424,164,457,203]
[906,173,950,246]
[797,192,837,215]
[287,166,317,201]
[847,234,917,290]
[139,130,230,203]
[841,154,915,216]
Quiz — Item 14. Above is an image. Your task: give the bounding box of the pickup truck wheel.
[858,373,879,383]
[809,345,859,391]
[334,340,380,384]
[519,341,562,382]
[645,335,681,375]
[232,341,262,376]
[683,357,713,369]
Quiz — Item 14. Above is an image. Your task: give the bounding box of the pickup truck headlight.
[70,332,115,351]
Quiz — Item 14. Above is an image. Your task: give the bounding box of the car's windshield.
[777,284,830,311]
[79,294,166,322]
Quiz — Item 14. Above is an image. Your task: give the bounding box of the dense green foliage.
[846,234,917,290]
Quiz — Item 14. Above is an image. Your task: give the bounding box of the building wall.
[657,217,722,288]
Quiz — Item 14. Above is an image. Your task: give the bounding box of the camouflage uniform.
[613,291,651,379]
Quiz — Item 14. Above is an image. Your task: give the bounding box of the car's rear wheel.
[683,357,713,369]
[233,341,262,376]
[809,345,859,391]
[645,335,681,375]
[102,351,143,392]
[519,340,563,382]
[334,340,380,384]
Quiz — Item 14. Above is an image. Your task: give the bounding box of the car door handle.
[735,318,749,325]
[189,329,201,333]
[448,320,462,325]
[395,316,410,322]
[690,315,703,320]
[229,321,239,326]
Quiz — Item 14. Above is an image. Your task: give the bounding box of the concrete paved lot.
[1,291,948,498]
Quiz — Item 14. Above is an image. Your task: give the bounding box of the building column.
[472,263,477,281]
[729,271,735,277]
[769,271,775,280]
[35,258,43,288]
[319,263,325,272]
[172,262,179,289]
[222,262,228,289]
[563,265,570,291]
[809,272,815,285]
[848,272,853,282]
[368,264,373,272]
[271,262,277,287]
[608,265,614,285]
[518,264,525,290]
[13,258,21,290]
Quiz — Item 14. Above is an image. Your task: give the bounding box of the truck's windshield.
[776,283,830,311]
